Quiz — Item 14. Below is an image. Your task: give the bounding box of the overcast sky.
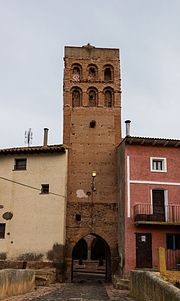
[0,0,180,148]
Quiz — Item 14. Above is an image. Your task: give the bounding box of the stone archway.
[71,233,111,282]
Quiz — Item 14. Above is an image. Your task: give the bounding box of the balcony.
[134,204,180,226]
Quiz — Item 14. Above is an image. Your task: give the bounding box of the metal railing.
[134,204,180,223]
[166,249,180,271]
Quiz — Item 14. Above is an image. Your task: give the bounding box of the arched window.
[104,88,113,107]
[88,65,98,81]
[88,88,97,107]
[104,65,114,81]
[72,87,82,107]
[72,64,82,81]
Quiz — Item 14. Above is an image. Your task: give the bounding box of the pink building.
[118,135,180,277]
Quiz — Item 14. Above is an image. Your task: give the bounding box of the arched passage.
[72,238,88,261]
[71,233,111,282]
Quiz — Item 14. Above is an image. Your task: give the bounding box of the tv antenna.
[25,128,33,146]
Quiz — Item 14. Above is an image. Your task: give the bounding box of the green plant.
[17,252,43,261]
[0,252,7,260]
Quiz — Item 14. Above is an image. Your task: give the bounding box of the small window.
[104,65,113,81]
[150,157,167,172]
[89,89,97,107]
[0,224,6,239]
[88,65,98,81]
[104,89,113,107]
[41,184,49,194]
[72,64,82,81]
[14,158,27,170]
[167,234,180,250]
[72,88,82,107]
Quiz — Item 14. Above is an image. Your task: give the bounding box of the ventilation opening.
[89,120,96,128]
[41,184,49,194]
[76,214,81,222]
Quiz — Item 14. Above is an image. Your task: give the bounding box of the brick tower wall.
[63,45,122,280]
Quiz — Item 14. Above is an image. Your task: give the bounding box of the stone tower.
[63,44,121,281]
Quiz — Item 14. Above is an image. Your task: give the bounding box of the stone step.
[112,275,130,290]
[34,268,56,286]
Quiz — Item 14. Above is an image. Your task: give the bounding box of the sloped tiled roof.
[0,144,67,155]
[119,136,180,147]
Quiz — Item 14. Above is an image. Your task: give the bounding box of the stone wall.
[0,269,35,300]
[130,270,180,301]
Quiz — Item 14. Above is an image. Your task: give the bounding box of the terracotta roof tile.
[120,136,180,147]
[0,144,67,155]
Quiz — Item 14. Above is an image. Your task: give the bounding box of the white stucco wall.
[0,149,68,260]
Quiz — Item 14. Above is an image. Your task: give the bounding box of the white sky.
[0,0,180,148]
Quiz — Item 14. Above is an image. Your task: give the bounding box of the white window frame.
[150,157,167,173]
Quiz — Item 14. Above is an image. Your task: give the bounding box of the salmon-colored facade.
[118,136,180,276]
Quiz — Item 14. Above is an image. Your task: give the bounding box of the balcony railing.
[166,249,180,271]
[134,204,180,223]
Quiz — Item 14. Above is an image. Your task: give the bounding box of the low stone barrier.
[0,269,35,300]
[130,270,180,301]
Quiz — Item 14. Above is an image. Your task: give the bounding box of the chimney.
[125,120,131,137]
[43,128,49,146]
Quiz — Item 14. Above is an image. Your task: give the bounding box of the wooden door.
[136,233,152,268]
[152,190,165,221]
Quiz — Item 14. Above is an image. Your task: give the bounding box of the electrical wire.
[0,176,65,198]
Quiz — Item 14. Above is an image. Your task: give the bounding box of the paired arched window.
[71,63,114,82]
[104,88,114,107]
[104,65,114,81]
[72,64,82,81]
[88,64,98,81]
[71,87,82,107]
[88,88,98,107]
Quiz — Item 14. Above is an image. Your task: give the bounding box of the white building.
[0,144,68,261]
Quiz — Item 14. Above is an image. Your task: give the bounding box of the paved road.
[5,282,135,301]
[32,282,109,300]
[5,273,135,301]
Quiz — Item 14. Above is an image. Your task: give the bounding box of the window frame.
[166,233,180,250]
[103,64,114,82]
[150,157,167,173]
[88,87,98,107]
[71,87,82,107]
[87,64,98,81]
[104,87,114,107]
[14,158,27,171]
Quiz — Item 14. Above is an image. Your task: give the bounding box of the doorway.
[152,189,165,221]
[136,233,152,268]
[72,234,111,282]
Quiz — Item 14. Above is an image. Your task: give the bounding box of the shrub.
[0,252,7,260]
[47,243,63,262]
[17,252,43,261]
